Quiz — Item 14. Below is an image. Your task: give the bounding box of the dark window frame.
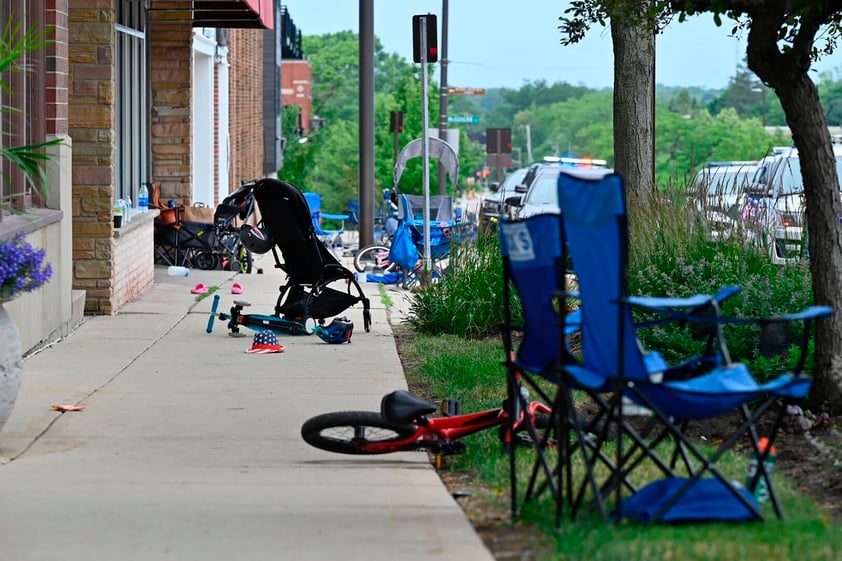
[1,0,47,218]
[115,0,150,206]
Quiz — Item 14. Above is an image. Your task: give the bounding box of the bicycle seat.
[381,390,437,424]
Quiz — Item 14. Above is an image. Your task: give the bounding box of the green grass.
[378,282,393,308]
[193,285,219,303]
[404,334,842,561]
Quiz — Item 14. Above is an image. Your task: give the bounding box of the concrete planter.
[0,303,22,431]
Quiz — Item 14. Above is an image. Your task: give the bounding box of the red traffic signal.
[412,14,438,63]
[486,128,512,154]
[390,111,404,133]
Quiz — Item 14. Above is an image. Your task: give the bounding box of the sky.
[282,0,842,91]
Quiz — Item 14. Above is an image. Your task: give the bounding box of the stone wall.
[68,1,116,315]
[149,5,193,204]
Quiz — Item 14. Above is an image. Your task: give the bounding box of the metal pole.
[359,0,375,247]
[421,17,431,280]
[525,124,533,165]
[437,0,449,196]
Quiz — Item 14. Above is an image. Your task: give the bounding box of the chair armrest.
[774,305,833,322]
[564,308,582,335]
[321,213,350,221]
[682,305,832,326]
[626,285,740,312]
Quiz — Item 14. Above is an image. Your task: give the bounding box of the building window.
[115,1,149,205]
[0,0,47,218]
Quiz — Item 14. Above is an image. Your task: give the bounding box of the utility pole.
[436,0,449,196]
[359,0,375,247]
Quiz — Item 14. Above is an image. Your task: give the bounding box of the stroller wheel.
[194,251,219,270]
[229,248,253,273]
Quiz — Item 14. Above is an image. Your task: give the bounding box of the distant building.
[278,7,314,136]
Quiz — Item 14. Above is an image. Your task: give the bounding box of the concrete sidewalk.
[0,253,493,561]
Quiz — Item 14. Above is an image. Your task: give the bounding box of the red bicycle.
[300,389,553,469]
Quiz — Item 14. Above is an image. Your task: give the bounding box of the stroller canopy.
[393,137,459,187]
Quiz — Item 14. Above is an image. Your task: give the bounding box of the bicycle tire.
[353,244,394,273]
[301,411,418,455]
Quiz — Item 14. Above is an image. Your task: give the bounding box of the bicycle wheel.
[237,246,253,274]
[301,411,418,455]
[353,244,393,273]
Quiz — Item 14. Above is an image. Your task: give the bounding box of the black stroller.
[215,178,371,334]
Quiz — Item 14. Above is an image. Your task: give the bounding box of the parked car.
[690,160,758,239]
[739,144,842,264]
[479,167,528,230]
[509,157,609,220]
[504,162,550,219]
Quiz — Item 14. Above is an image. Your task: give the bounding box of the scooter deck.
[206,294,310,336]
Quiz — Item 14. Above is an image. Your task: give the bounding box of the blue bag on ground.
[388,221,418,272]
[366,271,401,285]
[620,477,760,523]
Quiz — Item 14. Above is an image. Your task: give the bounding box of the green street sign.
[447,114,480,124]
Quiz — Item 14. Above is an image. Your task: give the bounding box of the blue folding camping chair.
[499,210,734,523]
[304,192,348,251]
[551,168,831,523]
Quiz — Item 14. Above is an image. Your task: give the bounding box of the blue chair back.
[347,199,360,225]
[303,192,322,215]
[556,169,649,384]
[500,215,566,377]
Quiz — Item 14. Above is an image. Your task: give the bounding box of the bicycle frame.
[365,400,552,459]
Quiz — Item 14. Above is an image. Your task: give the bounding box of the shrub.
[628,193,813,375]
[407,232,518,338]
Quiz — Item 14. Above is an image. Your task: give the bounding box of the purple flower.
[0,233,53,301]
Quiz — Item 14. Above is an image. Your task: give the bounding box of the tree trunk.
[748,34,842,413]
[611,18,655,208]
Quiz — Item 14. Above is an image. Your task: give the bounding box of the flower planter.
[0,232,52,431]
[0,303,22,431]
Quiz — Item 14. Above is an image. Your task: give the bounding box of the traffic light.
[485,128,512,154]
[390,111,404,133]
[412,14,438,63]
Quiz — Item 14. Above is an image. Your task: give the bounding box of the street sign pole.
[420,16,431,282]
[437,0,449,197]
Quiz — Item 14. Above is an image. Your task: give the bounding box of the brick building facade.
[2,0,278,352]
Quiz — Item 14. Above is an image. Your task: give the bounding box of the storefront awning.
[194,0,273,29]
[150,1,274,30]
